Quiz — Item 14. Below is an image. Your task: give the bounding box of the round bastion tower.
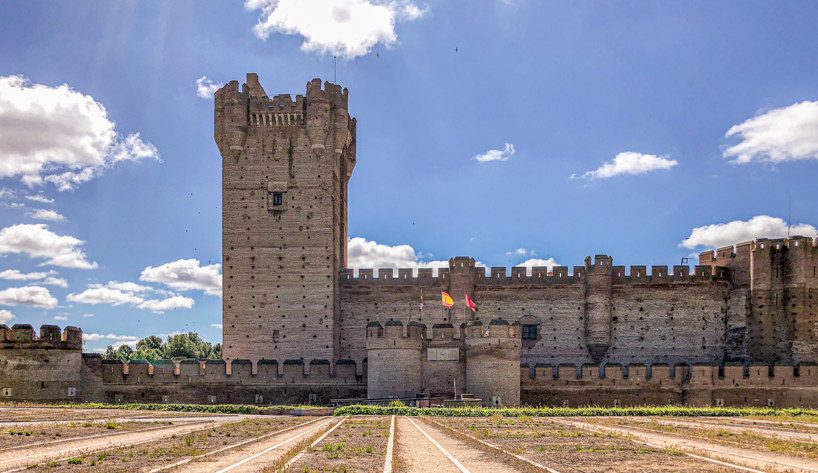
[365,321,424,399]
[464,319,521,406]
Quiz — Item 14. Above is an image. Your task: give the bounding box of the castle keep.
[2,74,818,407]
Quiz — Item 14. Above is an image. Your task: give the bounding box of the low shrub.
[332,404,818,418]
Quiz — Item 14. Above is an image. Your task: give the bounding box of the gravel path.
[396,417,522,473]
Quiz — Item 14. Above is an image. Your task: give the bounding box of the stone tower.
[215,74,356,368]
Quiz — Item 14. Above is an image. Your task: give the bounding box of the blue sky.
[1,1,817,352]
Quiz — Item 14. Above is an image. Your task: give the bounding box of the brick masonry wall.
[216,75,356,367]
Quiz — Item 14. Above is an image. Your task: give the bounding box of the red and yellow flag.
[465,294,477,312]
[441,291,454,307]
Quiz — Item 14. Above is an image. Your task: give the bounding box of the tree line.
[102,332,221,361]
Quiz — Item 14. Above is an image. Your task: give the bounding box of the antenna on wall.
[788,195,792,238]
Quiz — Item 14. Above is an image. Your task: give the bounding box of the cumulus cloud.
[245,0,427,59]
[84,333,140,348]
[515,258,560,276]
[0,269,65,287]
[724,101,818,164]
[68,281,195,314]
[573,152,678,180]
[347,237,485,276]
[0,269,54,281]
[137,295,195,313]
[105,281,160,294]
[474,143,515,162]
[0,188,15,199]
[140,259,222,296]
[506,248,533,256]
[195,76,223,99]
[43,276,68,288]
[24,194,54,204]
[0,224,96,269]
[67,286,144,306]
[211,323,223,329]
[53,315,67,321]
[680,215,818,249]
[0,286,58,309]
[0,309,14,324]
[26,209,65,222]
[0,75,159,190]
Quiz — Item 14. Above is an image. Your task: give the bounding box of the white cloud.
[110,340,139,349]
[0,309,14,324]
[573,152,678,180]
[53,315,67,321]
[347,236,485,276]
[1,269,68,287]
[474,143,515,162]
[24,194,54,204]
[505,248,532,256]
[43,276,68,288]
[137,295,195,313]
[0,286,58,309]
[0,188,16,199]
[515,258,560,276]
[0,224,97,269]
[724,101,818,164]
[196,76,223,99]
[0,76,159,190]
[245,0,427,59]
[680,215,818,249]
[0,269,54,280]
[140,259,222,296]
[211,323,223,329]
[26,209,65,222]
[68,280,195,313]
[105,281,158,294]
[84,332,138,343]
[67,286,144,306]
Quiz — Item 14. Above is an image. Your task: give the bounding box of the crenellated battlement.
[340,261,725,287]
[305,78,349,110]
[0,324,82,350]
[464,319,521,340]
[365,320,425,341]
[700,237,818,265]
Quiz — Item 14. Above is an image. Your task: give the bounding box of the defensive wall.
[0,324,85,401]
[340,256,737,373]
[7,325,818,407]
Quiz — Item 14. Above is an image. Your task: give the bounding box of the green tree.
[101,332,221,361]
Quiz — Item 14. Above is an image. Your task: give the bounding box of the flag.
[420,289,424,312]
[441,291,454,307]
[465,294,477,312]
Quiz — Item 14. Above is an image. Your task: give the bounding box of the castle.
[2,74,817,407]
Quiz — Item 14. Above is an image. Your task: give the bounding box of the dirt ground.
[7,408,818,472]
[288,416,390,473]
[433,416,741,472]
[0,419,177,449]
[5,417,305,472]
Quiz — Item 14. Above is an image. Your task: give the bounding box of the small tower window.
[522,324,537,340]
[272,193,283,206]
